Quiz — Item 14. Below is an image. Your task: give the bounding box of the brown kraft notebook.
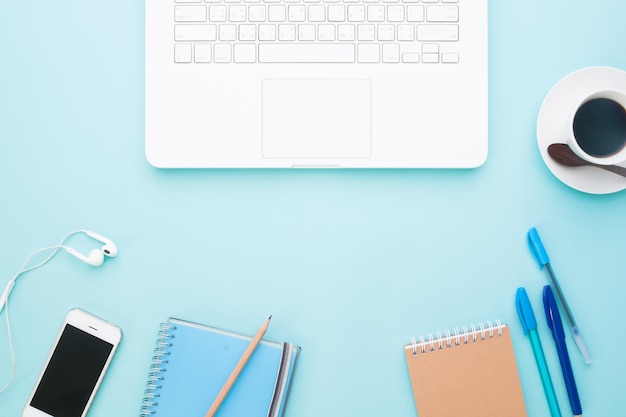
[404,321,527,417]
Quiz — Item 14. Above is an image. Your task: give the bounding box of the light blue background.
[1,1,625,416]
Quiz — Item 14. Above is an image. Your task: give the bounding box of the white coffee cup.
[567,90,626,166]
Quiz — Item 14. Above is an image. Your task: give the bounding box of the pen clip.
[543,285,565,340]
[528,227,550,268]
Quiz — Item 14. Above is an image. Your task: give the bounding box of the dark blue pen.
[543,285,582,417]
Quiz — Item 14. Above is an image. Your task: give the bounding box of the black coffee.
[573,98,626,157]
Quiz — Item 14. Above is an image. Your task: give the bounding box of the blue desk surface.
[1,1,625,416]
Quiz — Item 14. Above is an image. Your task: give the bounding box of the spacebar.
[259,44,355,63]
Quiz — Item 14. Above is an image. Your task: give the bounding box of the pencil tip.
[268,315,272,320]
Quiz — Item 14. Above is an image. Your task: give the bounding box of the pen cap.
[528,227,550,268]
[515,287,537,334]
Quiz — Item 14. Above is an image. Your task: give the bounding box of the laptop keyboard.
[173,0,460,64]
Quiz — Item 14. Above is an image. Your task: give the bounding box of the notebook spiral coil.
[409,320,504,356]
[140,323,177,416]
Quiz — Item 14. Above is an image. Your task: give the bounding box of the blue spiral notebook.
[140,318,300,417]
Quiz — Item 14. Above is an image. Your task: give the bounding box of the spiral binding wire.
[140,323,176,416]
[409,320,503,356]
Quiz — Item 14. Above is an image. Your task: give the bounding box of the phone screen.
[29,324,114,417]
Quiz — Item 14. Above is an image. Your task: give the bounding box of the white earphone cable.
[0,299,15,394]
[0,230,85,394]
[12,230,85,278]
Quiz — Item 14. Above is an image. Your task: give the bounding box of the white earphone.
[0,230,117,312]
[64,247,105,267]
[83,230,118,257]
[0,229,117,394]
[61,230,118,266]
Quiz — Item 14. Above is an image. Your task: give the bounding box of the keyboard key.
[377,24,394,41]
[176,0,201,2]
[259,24,277,40]
[194,44,212,62]
[347,5,365,22]
[234,44,256,62]
[268,5,286,21]
[367,5,385,22]
[402,52,420,62]
[357,24,375,40]
[175,5,207,22]
[174,43,193,63]
[382,43,400,62]
[219,24,237,40]
[239,24,257,40]
[214,43,232,62]
[229,5,247,21]
[278,24,296,40]
[417,24,458,41]
[209,5,227,21]
[298,24,316,40]
[249,5,266,21]
[357,44,379,62]
[406,5,424,22]
[441,52,459,63]
[175,24,217,41]
[387,5,404,22]
[259,44,355,62]
[426,5,458,22]
[288,5,306,21]
[308,5,325,21]
[318,24,336,40]
[328,5,346,22]
[421,43,438,53]
[422,52,439,62]
[337,24,355,40]
[397,24,414,41]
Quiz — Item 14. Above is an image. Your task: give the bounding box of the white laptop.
[145,0,488,168]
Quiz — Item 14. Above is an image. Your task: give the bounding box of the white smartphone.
[22,308,122,417]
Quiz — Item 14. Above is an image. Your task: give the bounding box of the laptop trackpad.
[262,79,372,159]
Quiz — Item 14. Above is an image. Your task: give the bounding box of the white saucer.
[536,66,626,194]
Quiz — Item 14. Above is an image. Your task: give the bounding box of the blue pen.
[528,227,591,365]
[544,285,583,417]
[516,287,562,417]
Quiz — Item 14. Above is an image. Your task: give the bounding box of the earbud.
[64,247,105,267]
[84,230,118,257]
[59,230,116,267]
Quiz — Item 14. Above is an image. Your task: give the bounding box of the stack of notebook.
[140,318,300,417]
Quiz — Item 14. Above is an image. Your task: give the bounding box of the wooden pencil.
[204,315,272,417]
